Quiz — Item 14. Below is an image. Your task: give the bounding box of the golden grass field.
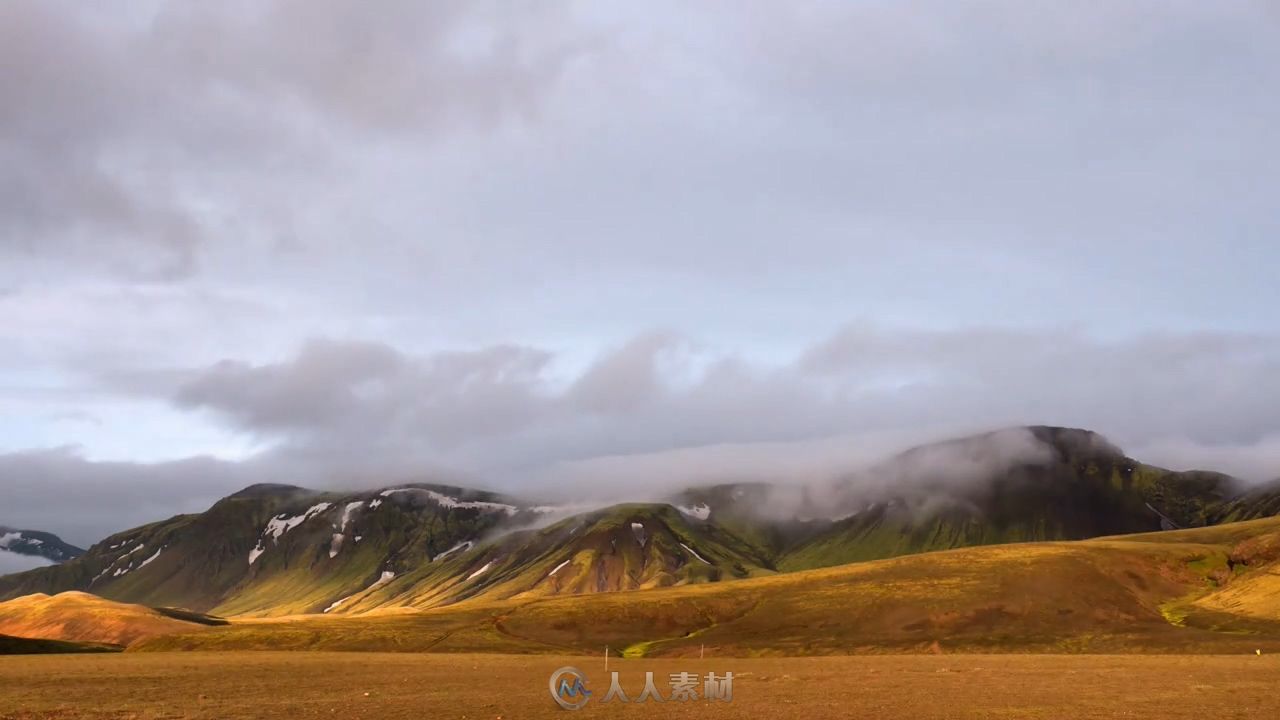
[2,651,1280,719]
[5,519,1280,718]
[0,593,207,647]
[117,517,1280,657]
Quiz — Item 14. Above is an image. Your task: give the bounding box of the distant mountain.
[0,426,1275,617]
[0,527,85,569]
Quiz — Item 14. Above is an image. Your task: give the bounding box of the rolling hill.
[1,426,1276,619]
[0,592,222,648]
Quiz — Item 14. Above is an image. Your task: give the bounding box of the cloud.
[568,332,681,413]
[0,0,586,278]
[5,323,1280,544]
[174,339,554,449]
[1,2,1278,543]
[0,447,247,548]
[0,551,53,576]
[1129,435,1280,483]
[159,326,1280,490]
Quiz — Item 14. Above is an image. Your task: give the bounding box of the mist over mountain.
[0,553,51,576]
[0,529,83,576]
[3,426,1274,619]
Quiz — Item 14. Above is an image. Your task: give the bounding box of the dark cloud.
[0,0,585,278]
[5,323,1280,545]
[1,2,1278,544]
[167,327,1280,487]
[174,339,554,448]
[0,448,246,547]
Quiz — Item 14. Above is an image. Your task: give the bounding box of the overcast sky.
[2,1,1279,546]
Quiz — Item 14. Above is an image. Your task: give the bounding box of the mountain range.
[0,528,85,577]
[1,426,1277,619]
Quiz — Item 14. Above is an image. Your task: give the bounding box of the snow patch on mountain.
[264,503,333,542]
[339,502,363,531]
[680,542,711,565]
[467,561,494,581]
[137,547,163,569]
[329,501,366,558]
[379,488,516,515]
[116,544,146,564]
[432,540,473,562]
[323,571,397,614]
[249,502,333,565]
[677,503,711,521]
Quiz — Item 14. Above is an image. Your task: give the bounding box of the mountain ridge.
[0,527,85,565]
[1,426,1275,617]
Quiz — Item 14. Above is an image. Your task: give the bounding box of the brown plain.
[2,651,1278,719]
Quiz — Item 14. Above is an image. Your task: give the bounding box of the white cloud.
[0,550,55,576]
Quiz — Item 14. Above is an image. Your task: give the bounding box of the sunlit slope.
[0,592,217,647]
[1181,521,1280,622]
[136,516,1280,656]
[5,427,1276,619]
[206,502,768,617]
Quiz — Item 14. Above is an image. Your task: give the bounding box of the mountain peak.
[226,483,312,499]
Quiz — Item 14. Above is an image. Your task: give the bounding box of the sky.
[2,1,1279,547]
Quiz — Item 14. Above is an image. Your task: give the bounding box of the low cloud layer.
[0,551,53,576]
[7,324,1279,547]
[156,328,1280,486]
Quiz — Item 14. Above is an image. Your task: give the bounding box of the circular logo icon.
[549,666,591,710]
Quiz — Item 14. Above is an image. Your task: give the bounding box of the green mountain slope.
[0,485,757,617]
[135,516,1280,656]
[331,503,776,614]
[1,426,1276,617]
[778,426,1240,569]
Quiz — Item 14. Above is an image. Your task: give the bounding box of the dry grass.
[0,593,203,648]
[1,652,1279,719]
[133,518,1280,656]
